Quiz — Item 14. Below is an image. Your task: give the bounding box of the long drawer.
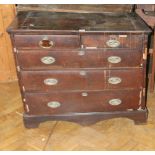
[24,90,141,115]
[17,49,142,70]
[14,35,80,49]
[21,69,143,92]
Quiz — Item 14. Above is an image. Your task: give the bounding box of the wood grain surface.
[20,69,143,92]
[0,5,17,82]
[0,81,155,150]
[17,49,142,69]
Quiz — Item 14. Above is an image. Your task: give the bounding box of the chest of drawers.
[8,11,151,128]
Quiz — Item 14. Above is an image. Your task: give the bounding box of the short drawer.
[24,90,141,115]
[17,49,142,70]
[14,35,80,49]
[81,34,143,49]
[21,69,143,92]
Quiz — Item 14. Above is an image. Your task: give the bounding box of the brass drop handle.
[39,36,54,49]
[47,101,61,108]
[106,39,120,48]
[41,56,56,64]
[44,78,58,85]
[109,99,122,106]
[108,77,122,85]
[108,56,121,64]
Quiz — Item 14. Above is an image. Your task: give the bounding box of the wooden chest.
[7,11,151,128]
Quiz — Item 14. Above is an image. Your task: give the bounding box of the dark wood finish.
[21,69,143,92]
[82,34,143,49]
[17,49,143,69]
[137,4,155,12]
[25,90,141,115]
[16,4,133,13]
[136,5,155,92]
[7,10,151,128]
[136,9,155,28]
[151,30,155,92]
[148,31,155,92]
[23,109,148,128]
[7,11,151,33]
[14,35,80,49]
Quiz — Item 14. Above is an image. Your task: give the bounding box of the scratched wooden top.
[8,11,151,34]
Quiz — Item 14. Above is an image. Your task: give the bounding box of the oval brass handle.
[79,71,86,76]
[44,78,58,85]
[108,56,121,64]
[39,38,54,49]
[41,56,56,64]
[108,77,122,85]
[78,50,85,56]
[81,92,88,96]
[109,99,122,106]
[106,39,120,48]
[47,101,61,108]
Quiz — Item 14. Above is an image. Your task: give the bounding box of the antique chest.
[7,11,151,128]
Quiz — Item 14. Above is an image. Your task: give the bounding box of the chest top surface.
[8,11,151,34]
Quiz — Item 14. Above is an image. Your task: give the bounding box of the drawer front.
[21,69,143,92]
[25,90,141,115]
[17,49,142,70]
[82,34,143,49]
[14,35,80,49]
